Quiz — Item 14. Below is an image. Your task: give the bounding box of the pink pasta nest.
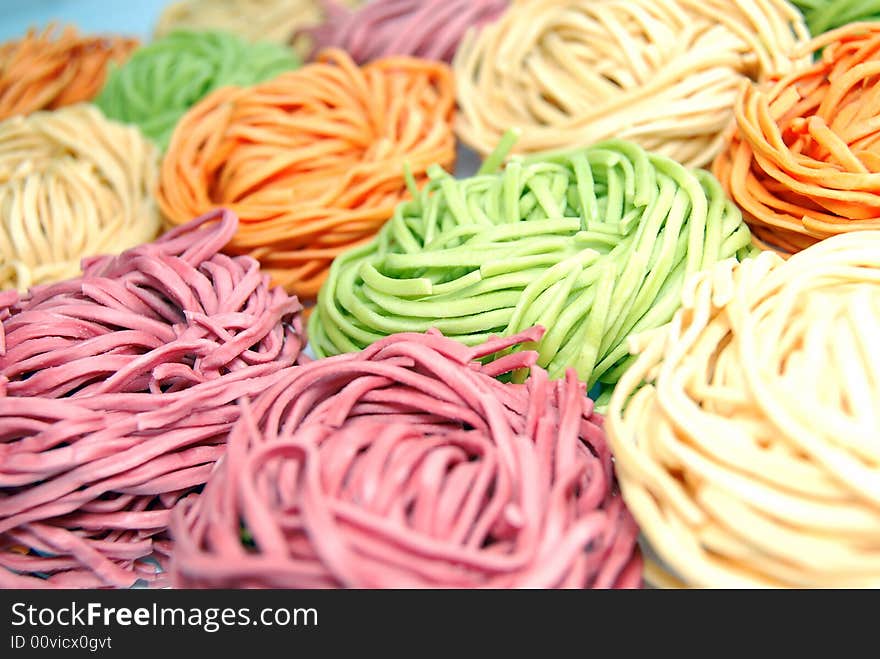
[0,209,305,588]
[304,0,509,64]
[171,326,642,588]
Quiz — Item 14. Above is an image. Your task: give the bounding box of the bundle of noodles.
[0,25,137,121]
[0,104,160,291]
[96,30,300,150]
[454,0,809,168]
[310,137,757,400]
[157,49,455,299]
[303,0,508,64]
[714,23,880,253]
[607,232,880,587]
[0,210,305,588]
[171,327,642,588]
[154,0,360,55]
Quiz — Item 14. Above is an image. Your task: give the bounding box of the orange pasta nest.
[0,25,138,121]
[157,49,455,300]
[713,23,880,253]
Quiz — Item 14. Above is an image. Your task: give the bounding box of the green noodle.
[792,0,880,34]
[96,30,299,149]
[310,137,759,390]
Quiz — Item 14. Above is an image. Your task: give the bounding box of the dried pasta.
[713,23,880,253]
[606,232,880,588]
[158,49,455,300]
[454,0,809,168]
[0,25,137,121]
[0,104,160,291]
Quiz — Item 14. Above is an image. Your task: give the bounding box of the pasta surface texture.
[171,327,642,588]
[304,0,508,63]
[155,0,359,54]
[96,30,300,150]
[0,210,305,588]
[792,0,880,34]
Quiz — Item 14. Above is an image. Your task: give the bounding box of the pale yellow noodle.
[606,233,880,588]
[154,0,360,53]
[0,104,160,291]
[454,0,810,167]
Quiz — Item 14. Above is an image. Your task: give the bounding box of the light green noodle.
[96,30,300,149]
[791,0,880,34]
[310,138,759,390]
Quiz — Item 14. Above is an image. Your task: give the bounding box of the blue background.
[0,0,168,41]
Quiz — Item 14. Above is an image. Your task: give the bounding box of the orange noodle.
[0,25,137,121]
[713,23,880,253]
[157,49,455,300]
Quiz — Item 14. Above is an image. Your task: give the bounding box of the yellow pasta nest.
[607,232,880,587]
[454,0,809,167]
[0,104,160,291]
[154,0,360,54]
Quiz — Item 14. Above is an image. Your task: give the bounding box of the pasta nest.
[310,139,757,397]
[0,104,160,291]
[607,231,880,588]
[714,23,880,253]
[454,0,810,167]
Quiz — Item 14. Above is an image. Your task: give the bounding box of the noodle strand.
[96,30,300,150]
[0,209,304,588]
[171,327,642,588]
[714,23,880,252]
[304,0,508,63]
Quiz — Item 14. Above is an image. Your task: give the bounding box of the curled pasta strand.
[154,0,360,54]
[303,0,508,63]
[714,22,880,253]
[96,30,300,150]
[791,0,880,34]
[0,209,305,588]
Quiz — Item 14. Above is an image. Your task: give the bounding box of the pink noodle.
[170,327,642,588]
[303,0,509,64]
[0,209,305,588]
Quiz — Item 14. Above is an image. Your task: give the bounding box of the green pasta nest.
[792,0,880,34]
[310,138,758,393]
[95,29,300,149]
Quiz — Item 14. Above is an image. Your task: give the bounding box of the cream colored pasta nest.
[0,104,160,291]
[154,0,359,53]
[454,0,810,168]
[606,232,880,588]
